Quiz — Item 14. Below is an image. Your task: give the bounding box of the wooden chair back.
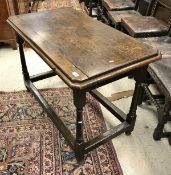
[134,0,141,10]
[151,0,171,27]
[146,0,156,15]
[147,0,171,19]
[137,0,151,15]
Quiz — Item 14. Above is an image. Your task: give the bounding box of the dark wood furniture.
[84,0,98,16]
[102,0,135,11]
[138,0,151,15]
[107,0,141,29]
[7,8,160,162]
[121,0,171,37]
[97,0,136,24]
[139,23,171,145]
[0,0,18,49]
[141,56,171,145]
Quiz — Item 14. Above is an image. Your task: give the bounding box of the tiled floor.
[0,46,171,175]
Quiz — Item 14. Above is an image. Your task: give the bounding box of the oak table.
[7,8,160,162]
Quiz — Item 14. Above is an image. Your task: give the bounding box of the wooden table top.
[7,8,160,89]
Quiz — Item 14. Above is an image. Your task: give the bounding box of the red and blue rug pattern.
[0,88,123,174]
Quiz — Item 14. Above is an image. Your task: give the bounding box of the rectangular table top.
[7,8,160,89]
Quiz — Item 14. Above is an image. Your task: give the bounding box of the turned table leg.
[126,67,148,135]
[73,90,86,162]
[16,34,30,90]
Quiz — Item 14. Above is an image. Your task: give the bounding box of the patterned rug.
[0,88,123,175]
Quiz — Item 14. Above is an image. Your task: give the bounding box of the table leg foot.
[25,86,30,92]
[169,137,171,145]
[75,153,85,164]
[153,127,162,140]
[153,100,171,141]
[126,81,140,134]
[125,130,132,135]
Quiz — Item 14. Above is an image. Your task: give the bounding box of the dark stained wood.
[102,0,135,11]
[121,0,171,38]
[7,8,162,161]
[100,0,141,29]
[138,0,151,15]
[90,89,127,122]
[153,100,171,145]
[107,10,141,29]
[84,0,98,17]
[25,80,77,151]
[161,0,171,7]
[154,0,171,26]
[122,16,168,37]
[83,121,130,153]
[126,66,148,134]
[30,70,56,82]
[0,0,17,49]
[136,2,171,144]
[73,90,86,145]
[7,8,159,89]
[97,0,136,24]
[148,57,171,100]
[141,57,171,144]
